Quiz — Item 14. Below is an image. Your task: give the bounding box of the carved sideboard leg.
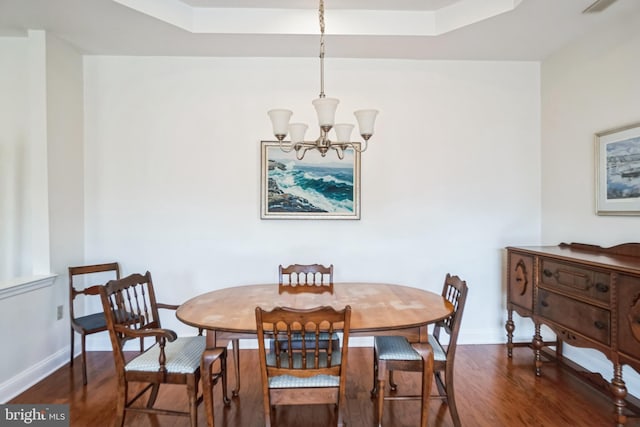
[506,309,515,358]
[611,364,628,426]
[532,323,543,376]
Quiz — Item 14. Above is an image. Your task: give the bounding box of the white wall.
[0,37,28,280]
[82,56,541,342]
[541,10,640,396]
[0,31,83,402]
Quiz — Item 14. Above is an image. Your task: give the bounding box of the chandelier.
[267,0,379,160]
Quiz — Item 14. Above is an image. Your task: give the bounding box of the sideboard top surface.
[507,243,640,275]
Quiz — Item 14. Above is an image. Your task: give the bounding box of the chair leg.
[202,353,216,427]
[202,348,231,427]
[263,392,273,427]
[375,360,387,427]
[70,329,75,366]
[445,367,461,427]
[220,349,230,406]
[420,350,434,427]
[80,334,88,385]
[188,377,198,427]
[147,384,160,408]
[434,371,446,396]
[370,348,379,398]
[115,380,127,427]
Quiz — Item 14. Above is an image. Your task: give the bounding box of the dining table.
[176,282,453,396]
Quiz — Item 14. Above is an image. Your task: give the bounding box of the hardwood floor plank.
[9,345,640,426]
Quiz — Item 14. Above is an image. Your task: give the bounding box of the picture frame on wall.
[260,141,361,220]
[595,122,640,215]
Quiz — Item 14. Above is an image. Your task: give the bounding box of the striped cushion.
[375,336,421,361]
[126,336,205,374]
[288,332,339,342]
[428,334,447,362]
[375,335,447,362]
[269,374,340,388]
[266,350,342,368]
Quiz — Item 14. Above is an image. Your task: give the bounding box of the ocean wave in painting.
[268,160,354,213]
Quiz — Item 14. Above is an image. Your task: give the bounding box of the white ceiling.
[0,0,639,60]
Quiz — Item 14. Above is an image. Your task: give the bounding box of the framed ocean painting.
[595,122,640,215]
[260,141,361,219]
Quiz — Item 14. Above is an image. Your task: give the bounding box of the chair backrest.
[433,273,469,361]
[278,263,334,294]
[69,262,120,321]
[256,305,351,380]
[98,272,164,371]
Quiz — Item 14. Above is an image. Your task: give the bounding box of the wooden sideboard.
[505,243,640,426]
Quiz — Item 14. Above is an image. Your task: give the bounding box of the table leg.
[231,338,240,396]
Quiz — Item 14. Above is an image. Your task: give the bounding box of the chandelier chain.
[319,0,325,98]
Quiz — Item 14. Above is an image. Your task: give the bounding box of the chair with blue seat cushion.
[371,273,468,427]
[256,305,351,427]
[69,262,129,385]
[99,271,229,427]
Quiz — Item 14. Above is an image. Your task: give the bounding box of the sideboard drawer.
[540,259,611,304]
[537,288,610,345]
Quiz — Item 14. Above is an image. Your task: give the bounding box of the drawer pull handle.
[540,300,549,308]
[543,269,553,278]
[595,283,609,293]
[594,321,606,330]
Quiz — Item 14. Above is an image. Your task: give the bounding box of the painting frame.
[260,141,361,220]
[595,122,640,215]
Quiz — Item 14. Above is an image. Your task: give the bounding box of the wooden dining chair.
[68,262,122,385]
[370,273,469,427]
[256,305,351,427]
[99,271,229,427]
[278,263,334,294]
[275,263,339,352]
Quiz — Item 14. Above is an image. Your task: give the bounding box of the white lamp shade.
[312,97,339,127]
[268,109,293,137]
[289,123,308,144]
[354,109,379,136]
[333,123,354,143]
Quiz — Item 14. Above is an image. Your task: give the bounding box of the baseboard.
[0,347,68,403]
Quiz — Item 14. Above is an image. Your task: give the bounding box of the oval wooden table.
[176,282,453,396]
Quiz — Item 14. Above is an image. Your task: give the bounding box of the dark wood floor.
[10,344,640,426]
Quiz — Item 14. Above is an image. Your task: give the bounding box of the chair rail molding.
[0,274,58,300]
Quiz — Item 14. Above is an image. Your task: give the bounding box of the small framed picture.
[260,141,361,220]
[595,122,640,215]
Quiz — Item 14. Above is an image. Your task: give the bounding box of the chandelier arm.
[348,140,368,153]
[278,140,295,153]
[332,145,345,160]
[295,146,311,161]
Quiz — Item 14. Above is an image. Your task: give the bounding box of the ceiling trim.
[112,0,524,36]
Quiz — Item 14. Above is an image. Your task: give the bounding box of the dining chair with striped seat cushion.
[99,271,229,427]
[371,273,469,427]
[256,305,351,427]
